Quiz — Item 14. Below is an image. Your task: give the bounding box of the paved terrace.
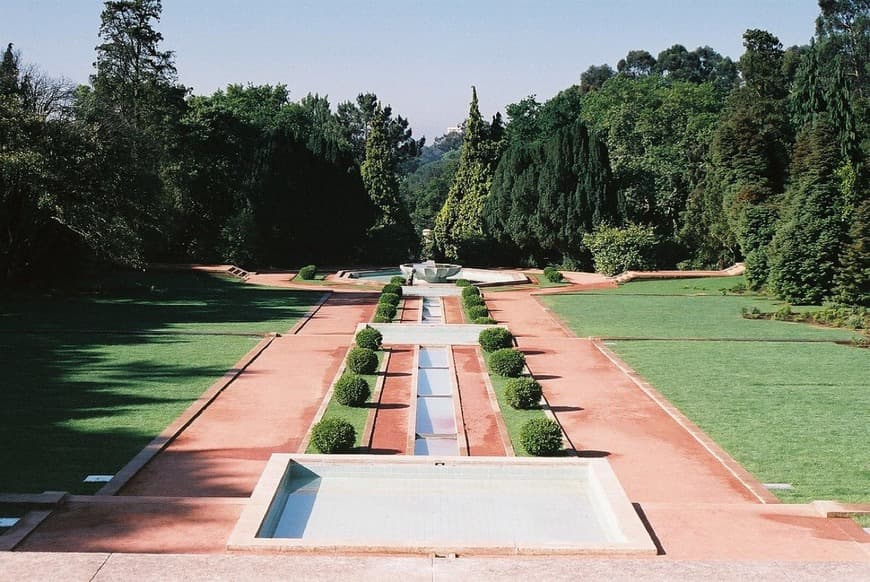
[2,265,867,576]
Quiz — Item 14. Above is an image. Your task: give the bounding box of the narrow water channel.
[414,346,459,455]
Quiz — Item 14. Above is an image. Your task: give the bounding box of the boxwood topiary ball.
[488,348,525,377]
[346,346,378,374]
[504,377,542,409]
[334,374,370,406]
[310,417,356,453]
[520,417,562,456]
[478,327,513,352]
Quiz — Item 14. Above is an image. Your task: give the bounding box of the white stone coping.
[227,454,656,556]
[357,323,504,346]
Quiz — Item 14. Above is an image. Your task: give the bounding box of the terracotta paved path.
[452,346,509,456]
[368,345,413,454]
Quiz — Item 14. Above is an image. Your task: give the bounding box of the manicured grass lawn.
[483,352,550,457]
[526,272,569,289]
[542,277,854,341]
[543,276,869,504]
[0,270,320,494]
[307,350,385,452]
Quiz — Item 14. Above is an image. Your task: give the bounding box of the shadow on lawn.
[0,270,321,495]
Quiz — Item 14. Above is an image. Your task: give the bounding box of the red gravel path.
[452,346,509,456]
[368,345,414,454]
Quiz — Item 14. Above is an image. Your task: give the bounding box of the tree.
[767,119,850,303]
[580,64,615,94]
[833,197,870,305]
[336,92,423,168]
[617,50,656,78]
[1,43,20,98]
[434,87,500,260]
[739,29,787,99]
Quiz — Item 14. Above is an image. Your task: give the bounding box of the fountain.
[400,260,462,284]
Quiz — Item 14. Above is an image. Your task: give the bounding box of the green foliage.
[466,305,489,320]
[378,292,400,306]
[505,377,543,410]
[543,267,564,283]
[768,120,850,303]
[346,347,379,374]
[454,279,471,287]
[462,293,485,308]
[834,199,870,306]
[461,285,481,298]
[333,374,371,407]
[297,265,316,280]
[434,87,504,261]
[310,417,356,453]
[354,326,382,350]
[478,327,514,352]
[389,275,406,286]
[375,303,397,321]
[372,314,392,323]
[488,348,526,377]
[486,119,618,265]
[473,316,497,324]
[519,418,563,456]
[381,283,403,297]
[583,224,658,275]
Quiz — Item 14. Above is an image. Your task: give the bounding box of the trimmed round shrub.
[381,283,403,297]
[488,348,526,377]
[375,303,397,321]
[520,418,562,456]
[455,279,471,287]
[346,346,378,374]
[355,326,382,350]
[543,267,563,283]
[504,377,542,409]
[473,316,497,324]
[478,327,513,352]
[461,285,481,299]
[298,264,316,280]
[310,417,356,453]
[389,275,406,286]
[378,292,400,306]
[463,294,485,308]
[334,374,370,406]
[466,305,489,320]
[372,314,391,323]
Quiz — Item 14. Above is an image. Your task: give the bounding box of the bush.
[375,303,397,321]
[378,292,400,306]
[346,347,378,374]
[488,348,526,377]
[461,285,481,299]
[381,283,402,297]
[773,304,793,320]
[334,374,370,406]
[473,316,497,324]
[583,224,658,276]
[355,326,382,350]
[505,377,543,409]
[520,418,562,456]
[390,275,406,286]
[310,417,356,453]
[372,314,391,323]
[463,294,485,308]
[466,305,489,320]
[298,264,317,280]
[455,279,471,287]
[543,266,564,283]
[479,327,513,352]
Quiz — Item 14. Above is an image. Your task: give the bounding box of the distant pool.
[346,269,402,283]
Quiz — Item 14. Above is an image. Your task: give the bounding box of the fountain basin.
[400,261,462,283]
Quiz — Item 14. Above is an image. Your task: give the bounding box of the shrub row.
[740,304,867,330]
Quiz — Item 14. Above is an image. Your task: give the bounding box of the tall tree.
[434,87,500,261]
[336,93,423,169]
[617,50,657,78]
[580,64,615,94]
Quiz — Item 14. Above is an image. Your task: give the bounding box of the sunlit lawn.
[543,276,869,504]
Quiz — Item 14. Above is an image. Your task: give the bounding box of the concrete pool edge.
[227,454,657,556]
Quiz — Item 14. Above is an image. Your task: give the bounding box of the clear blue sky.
[4,0,820,139]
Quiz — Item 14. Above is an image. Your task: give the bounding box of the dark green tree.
[580,64,615,94]
[833,197,870,305]
[617,50,657,77]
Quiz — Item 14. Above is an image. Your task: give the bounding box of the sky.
[4,0,821,139]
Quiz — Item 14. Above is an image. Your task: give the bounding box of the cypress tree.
[434,87,494,260]
[833,197,870,306]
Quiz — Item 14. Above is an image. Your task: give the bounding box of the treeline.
[425,1,867,305]
[1,0,421,286]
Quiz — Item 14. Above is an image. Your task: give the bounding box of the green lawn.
[542,276,869,504]
[484,352,550,457]
[307,350,385,452]
[526,272,569,289]
[0,270,320,494]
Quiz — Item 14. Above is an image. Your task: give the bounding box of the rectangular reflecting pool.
[228,455,656,555]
